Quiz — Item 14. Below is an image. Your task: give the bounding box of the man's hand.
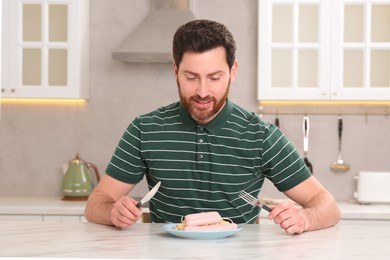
[267,201,307,235]
[110,196,142,228]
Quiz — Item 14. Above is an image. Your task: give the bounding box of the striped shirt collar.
[179,99,233,134]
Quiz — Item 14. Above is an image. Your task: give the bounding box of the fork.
[239,190,272,212]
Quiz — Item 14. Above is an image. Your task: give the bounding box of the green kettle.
[62,154,100,200]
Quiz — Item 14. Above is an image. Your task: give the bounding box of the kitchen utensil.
[62,154,100,201]
[238,190,272,212]
[303,116,313,174]
[331,116,350,172]
[136,181,161,208]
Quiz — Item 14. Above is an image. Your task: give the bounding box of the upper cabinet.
[1,0,89,99]
[258,0,390,101]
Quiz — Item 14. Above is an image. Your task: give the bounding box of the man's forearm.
[84,191,115,226]
[300,192,341,232]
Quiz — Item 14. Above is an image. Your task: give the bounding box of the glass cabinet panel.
[23,4,41,42]
[22,49,41,85]
[343,49,363,87]
[371,50,390,87]
[298,49,317,87]
[371,5,390,42]
[272,5,292,42]
[272,50,292,87]
[49,5,68,42]
[49,49,67,86]
[299,5,318,43]
[344,5,364,43]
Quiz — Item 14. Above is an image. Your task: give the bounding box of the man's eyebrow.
[182,70,224,76]
[182,70,198,75]
[208,71,224,76]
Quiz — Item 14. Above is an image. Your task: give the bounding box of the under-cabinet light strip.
[0,98,87,104]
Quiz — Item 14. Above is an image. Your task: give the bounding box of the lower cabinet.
[0,214,43,222]
[0,214,86,222]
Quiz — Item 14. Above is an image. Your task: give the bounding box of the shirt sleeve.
[260,123,311,192]
[105,117,145,184]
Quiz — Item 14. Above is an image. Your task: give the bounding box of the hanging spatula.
[303,116,313,174]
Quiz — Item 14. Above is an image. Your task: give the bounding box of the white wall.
[0,0,389,201]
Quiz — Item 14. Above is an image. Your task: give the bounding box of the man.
[84,19,340,235]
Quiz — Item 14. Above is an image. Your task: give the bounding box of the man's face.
[174,47,238,125]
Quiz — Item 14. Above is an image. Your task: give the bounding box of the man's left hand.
[267,201,307,235]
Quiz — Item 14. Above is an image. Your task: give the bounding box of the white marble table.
[1,220,390,259]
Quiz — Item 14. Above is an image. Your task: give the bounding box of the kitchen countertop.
[1,221,390,259]
[1,196,390,220]
[336,200,390,220]
[0,196,87,215]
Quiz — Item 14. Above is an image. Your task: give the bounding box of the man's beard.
[177,79,230,124]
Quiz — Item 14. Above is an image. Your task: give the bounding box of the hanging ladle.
[331,116,350,172]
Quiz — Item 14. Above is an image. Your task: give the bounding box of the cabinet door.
[258,0,330,101]
[331,1,390,100]
[258,0,390,102]
[1,0,89,99]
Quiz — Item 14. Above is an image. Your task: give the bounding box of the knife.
[136,181,161,208]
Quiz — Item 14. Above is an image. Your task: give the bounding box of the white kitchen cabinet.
[0,196,149,223]
[0,196,87,223]
[0,214,43,222]
[1,0,89,99]
[258,0,390,101]
[0,214,86,222]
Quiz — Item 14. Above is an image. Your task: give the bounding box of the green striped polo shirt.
[106,99,311,224]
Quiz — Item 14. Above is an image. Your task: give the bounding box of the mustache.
[191,95,213,102]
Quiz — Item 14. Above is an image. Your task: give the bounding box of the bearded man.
[85,19,340,235]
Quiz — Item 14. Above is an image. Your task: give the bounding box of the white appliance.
[354,171,390,204]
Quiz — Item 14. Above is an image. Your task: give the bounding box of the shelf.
[258,101,390,116]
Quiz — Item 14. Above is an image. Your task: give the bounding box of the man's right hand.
[110,196,142,228]
[84,174,140,227]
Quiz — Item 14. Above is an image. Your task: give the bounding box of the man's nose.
[195,80,208,98]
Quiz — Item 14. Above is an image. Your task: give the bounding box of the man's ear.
[173,63,178,80]
[230,60,238,83]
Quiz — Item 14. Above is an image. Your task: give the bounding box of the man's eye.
[210,77,220,81]
[187,77,196,81]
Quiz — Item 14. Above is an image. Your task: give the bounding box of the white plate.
[162,223,243,239]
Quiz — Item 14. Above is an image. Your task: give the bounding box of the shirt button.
[199,139,204,143]
[199,154,204,159]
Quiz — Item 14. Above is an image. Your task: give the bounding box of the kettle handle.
[86,162,101,183]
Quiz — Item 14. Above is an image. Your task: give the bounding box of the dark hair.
[172,19,236,69]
